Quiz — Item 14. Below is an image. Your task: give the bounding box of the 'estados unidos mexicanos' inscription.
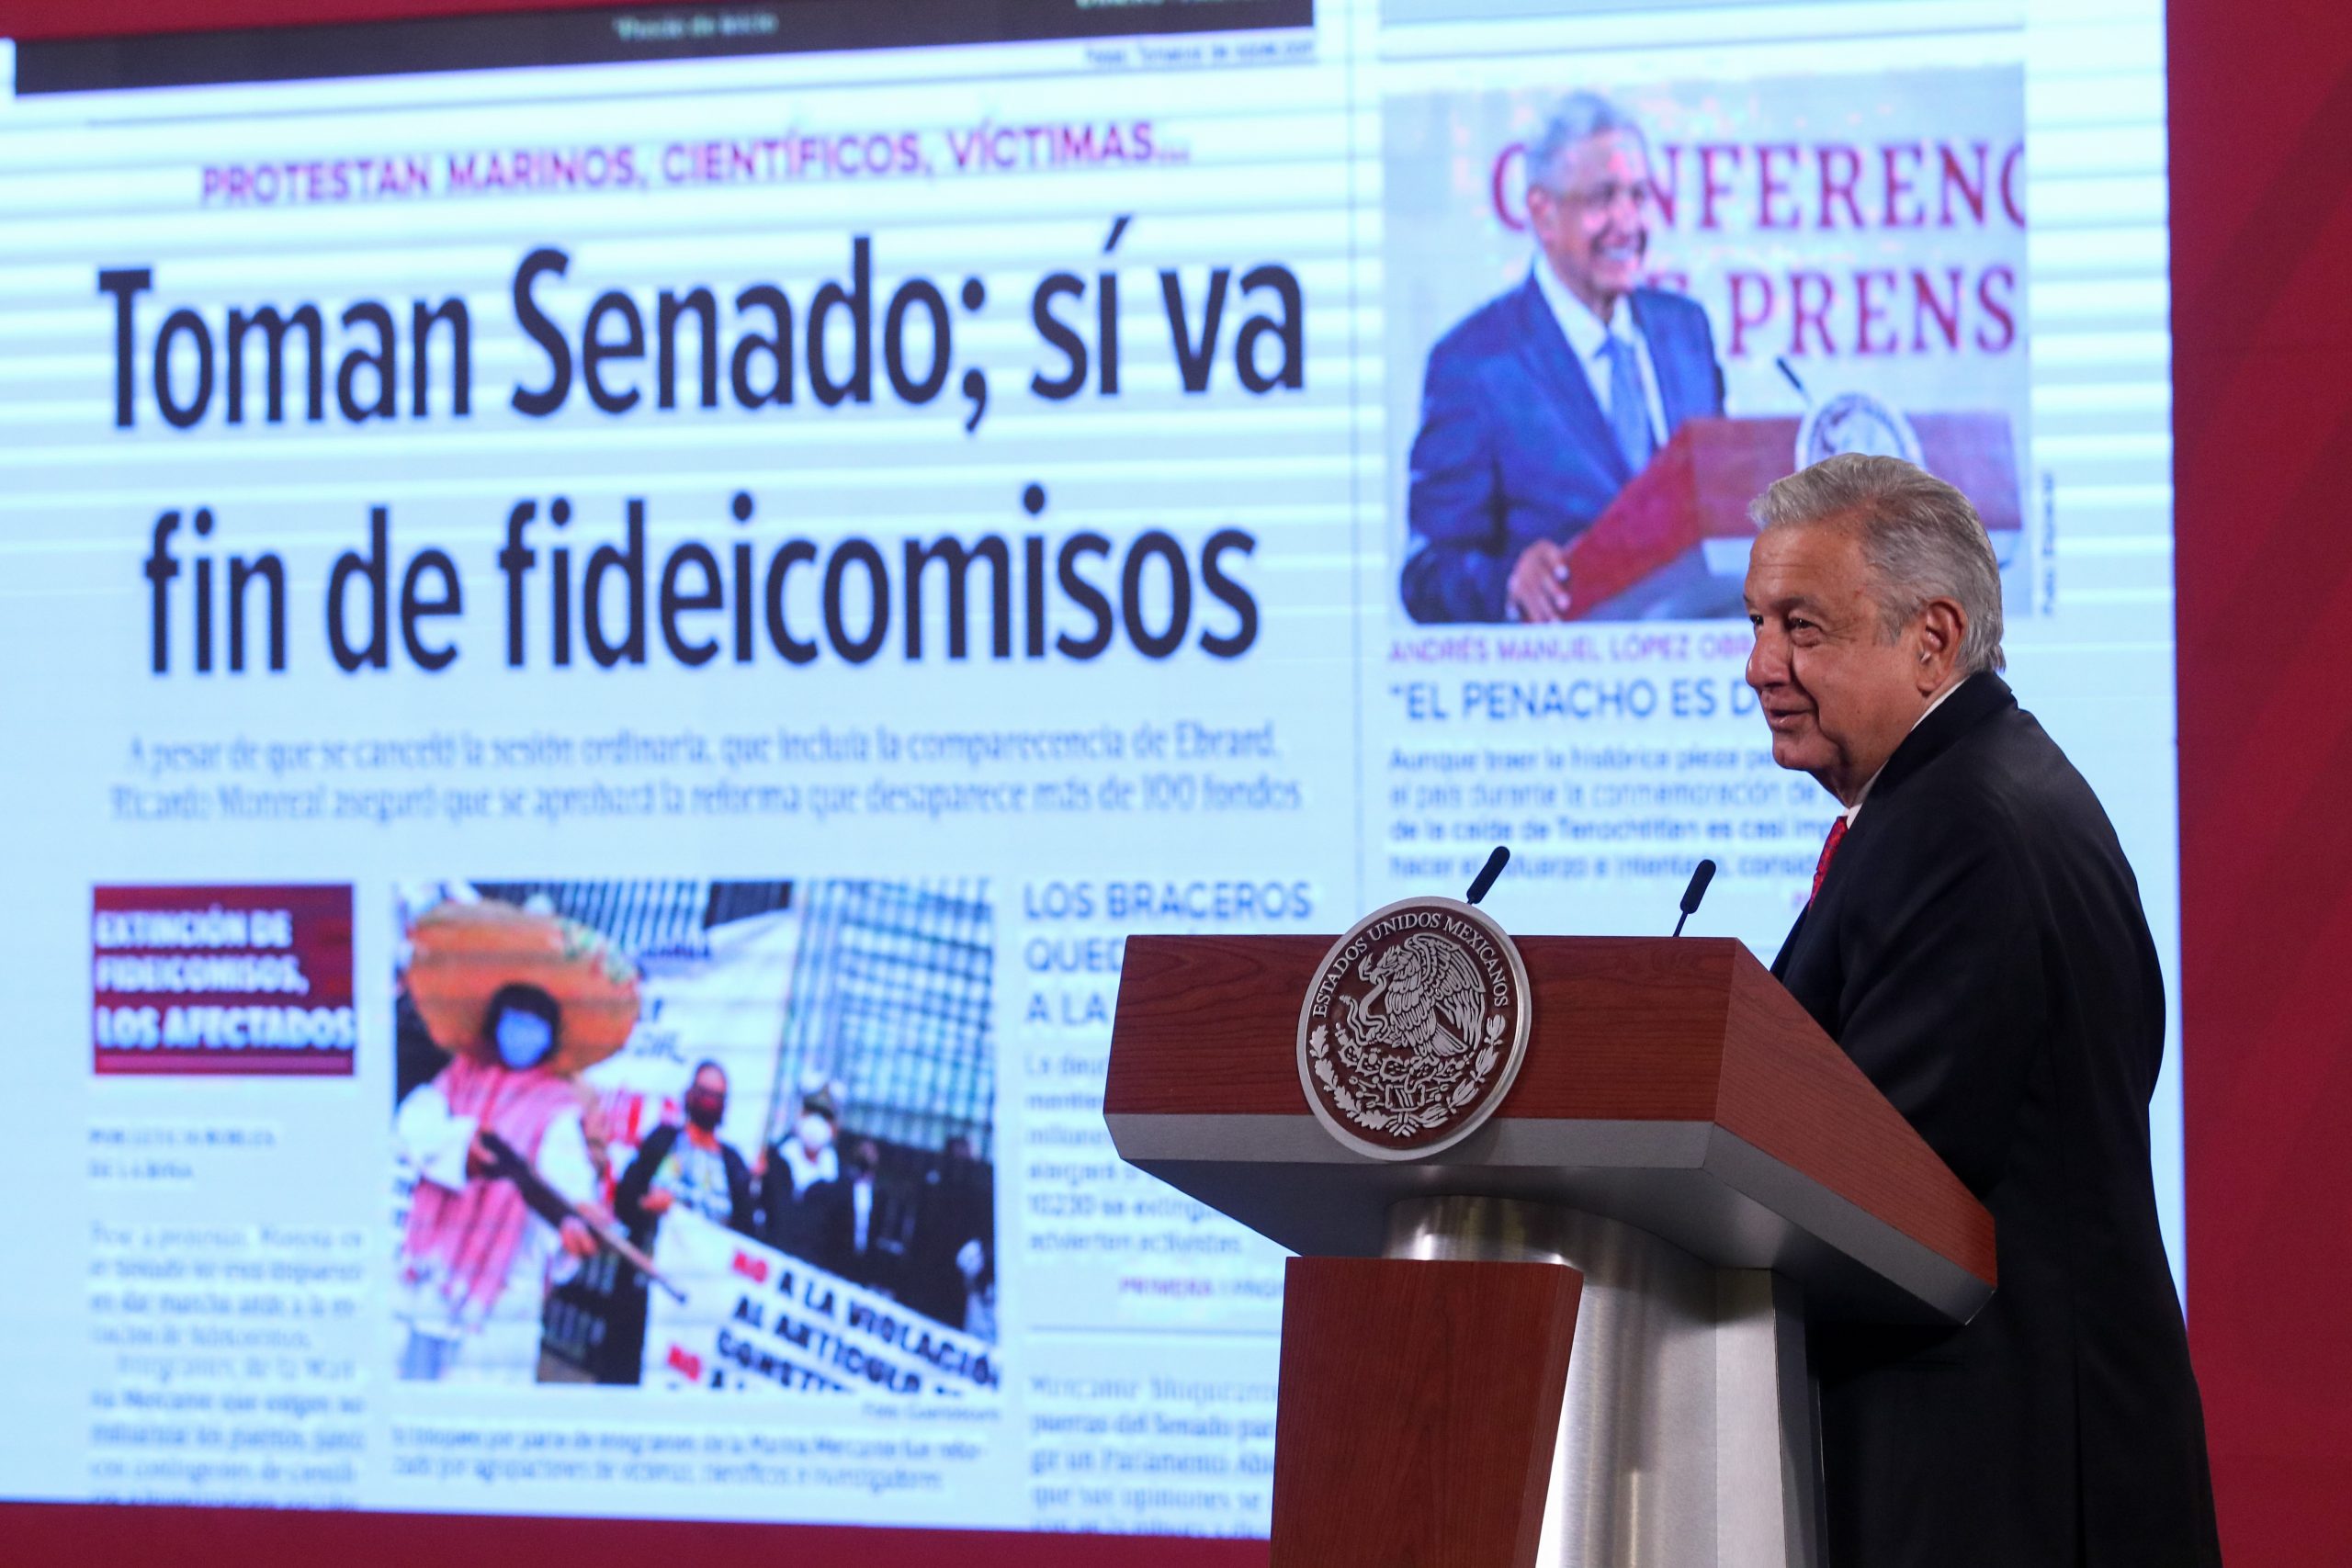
[1296,896,1532,1160]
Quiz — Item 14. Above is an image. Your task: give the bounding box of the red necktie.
[1811,817,1849,903]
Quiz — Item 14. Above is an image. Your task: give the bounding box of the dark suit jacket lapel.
[1631,290,1700,434]
[1770,903,1809,978]
[1770,672,2017,977]
[1510,276,1628,486]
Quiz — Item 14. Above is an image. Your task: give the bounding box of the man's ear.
[1916,597,1966,691]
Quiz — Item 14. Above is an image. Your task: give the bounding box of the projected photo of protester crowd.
[390,879,999,1396]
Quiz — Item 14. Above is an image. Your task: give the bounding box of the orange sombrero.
[403,898,641,1074]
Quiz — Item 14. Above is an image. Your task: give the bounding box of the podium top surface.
[1105,933,1994,1325]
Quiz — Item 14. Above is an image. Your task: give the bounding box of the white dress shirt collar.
[1533,254,1633,356]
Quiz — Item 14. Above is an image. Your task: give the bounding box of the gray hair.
[1524,93,1646,197]
[1749,454,2007,674]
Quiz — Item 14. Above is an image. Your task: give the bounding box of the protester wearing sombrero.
[393,897,641,1383]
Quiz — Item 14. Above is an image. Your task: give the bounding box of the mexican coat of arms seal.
[1296,896,1532,1159]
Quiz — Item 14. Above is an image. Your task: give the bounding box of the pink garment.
[399,1057,581,1325]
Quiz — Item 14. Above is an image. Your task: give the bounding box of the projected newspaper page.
[0,0,2177,1540]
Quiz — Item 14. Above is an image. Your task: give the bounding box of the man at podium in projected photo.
[1743,454,2220,1566]
[1400,91,1726,625]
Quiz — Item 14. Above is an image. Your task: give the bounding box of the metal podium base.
[1385,1197,1824,1568]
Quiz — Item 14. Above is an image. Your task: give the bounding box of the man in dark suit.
[758,1086,840,1264]
[820,1138,893,1289]
[905,1134,993,1334]
[1403,92,1726,624]
[1744,453,2220,1566]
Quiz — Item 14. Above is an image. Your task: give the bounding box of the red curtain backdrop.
[2171,0,2352,1562]
[3,0,2350,1561]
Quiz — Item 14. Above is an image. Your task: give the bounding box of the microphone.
[1671,859,1716,937]
[1464,845,1510,906]
[1775,355,1810,404]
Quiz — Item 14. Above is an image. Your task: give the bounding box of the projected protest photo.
[390,878,999,1394]
[1386,70,2029,624]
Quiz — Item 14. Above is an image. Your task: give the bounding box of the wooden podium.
[1105,934,1994,1568]
[1565,413,2023,619]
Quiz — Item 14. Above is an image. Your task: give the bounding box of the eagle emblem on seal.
[1297,897,1532,1159]
[1344,933,1487,1062]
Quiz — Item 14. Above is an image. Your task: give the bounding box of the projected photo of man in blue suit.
[1401,94,1727,624]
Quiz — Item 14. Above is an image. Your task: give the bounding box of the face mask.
[684,1091,725,1133]
[495,1009,555,1071]
[797,1113,834,1153]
